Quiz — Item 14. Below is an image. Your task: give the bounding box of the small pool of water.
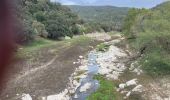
[72,51,100,100]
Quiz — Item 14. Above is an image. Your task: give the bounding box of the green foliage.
[69,5,129,32]
[141,51,170,76]
[34,11,46,22]
[17,37,57,58]
[122,8,148,38]
[46,20,72,39]
[16,0,81,42]
[87,75,121,100]
[32,20,48,37]
[71,25,80,35]
[14,0,35,43]
[26,37,55,48]
[96,43,110,52]
[33,0,81,39]
[123,1,170,76]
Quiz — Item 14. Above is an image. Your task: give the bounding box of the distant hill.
[152,1,170,10]
[68,5,129,31]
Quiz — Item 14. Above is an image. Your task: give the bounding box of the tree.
[32,20,48,37]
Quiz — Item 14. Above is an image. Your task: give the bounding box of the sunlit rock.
[126,79,138,87]
[21,94,32,100]
[79,83,91,92]
[47,89,69,100]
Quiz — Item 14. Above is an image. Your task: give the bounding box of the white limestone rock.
[126,79,138,87]
[79,55,83,59]
[98,68,112,75]
[119,84,126,89]
[78,65,88,71]
[126,91,131,97]
[80,83,91,92]
[47,89,69,100]
[21,94,32,100]
[132,85,143,92]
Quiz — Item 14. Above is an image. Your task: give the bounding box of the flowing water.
[72,51,100,100]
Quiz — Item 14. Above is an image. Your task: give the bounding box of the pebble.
[79,55,83,59]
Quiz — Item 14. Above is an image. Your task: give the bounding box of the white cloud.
[61,0,77,5]
[51,0,77,5]
[82,0,98,4]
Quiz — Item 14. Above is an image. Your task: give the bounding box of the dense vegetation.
[14,1,130,43]
[15,0,81,43]
[123,1,170,76]
[69,6,129,32]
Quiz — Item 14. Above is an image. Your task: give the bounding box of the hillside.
[68,5,129,31]
[123,1,170,76]
[15,0,81,43]
[153,1,170,10]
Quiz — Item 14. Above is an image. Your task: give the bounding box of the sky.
[50,0,167,8]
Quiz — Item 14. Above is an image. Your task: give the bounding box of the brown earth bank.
[0,36,102,100]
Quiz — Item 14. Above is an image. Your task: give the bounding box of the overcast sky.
[50,0,166,8]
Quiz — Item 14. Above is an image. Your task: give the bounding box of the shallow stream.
[72,51,100,100]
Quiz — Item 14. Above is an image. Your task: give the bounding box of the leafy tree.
[46,20,72,39]
[34,11,46,22]
[15,0,81,42]
[32,20,48,37]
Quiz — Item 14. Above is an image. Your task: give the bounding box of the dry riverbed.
[1,33,170,100]
[31,34,146,100]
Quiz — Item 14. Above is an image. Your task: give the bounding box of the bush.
[46,20,72,39]
[141,50,170,76]
[71,25,80,35]
[96,43,110,52]
[32,20,48,38]
[34,11,46,22]
[15,18,35,43]
[87,75,121,100]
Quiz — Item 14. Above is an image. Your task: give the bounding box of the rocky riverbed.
[20,36,144,100]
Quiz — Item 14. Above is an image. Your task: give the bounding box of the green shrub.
[87,75,121,100]
[46,20,72,39]
[32,20,48,37]
[71,25,80,35]
[34,11,46,22]
[141,50,170,76]
[96,43,110,52]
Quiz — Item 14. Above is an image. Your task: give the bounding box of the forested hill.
[15,0,81,43]
[123,1,170,76]
[68,5,129,31]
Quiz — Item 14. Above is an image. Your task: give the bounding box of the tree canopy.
[15,0,81,43]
